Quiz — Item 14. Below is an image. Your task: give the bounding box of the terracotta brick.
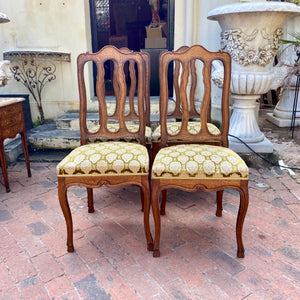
[205,266,251,299]
[18,235,49,258]
[236,269,267,293]
[272,276,300,299]
[41,231,69,258]
[175,244,215,271]
[274,260,300,283]
[93,258,124,292]
[288,203,300,221]
[75,236,104,263]
[101,242,136,270]
[175,227,214,252]
[135,254,177,285]
[277,189,299,205]
[162,278,199,300]
[204,246,245,275]
[72,211,96,231]
[83,225,114,251]
[46,275,74,299]
[101,203,132,222]
[163,251,205,287]
[121,264,162,298]
[193,279,231,299]
[291,186,300,201]
[116,233,148,258]
[58,253,90,283]
[242,253,282,282]
[74,274,110,299]
[32,252,64,282]
[0,262,15,291]
[109,282,140,300]
[0,228,22,259]
[1,160,300,299]
[18,276,50,300]
[0,287,21,299]
[99,218,129,241]
[53,290,81,300]
[5,252,36,283]
[4,219,32,240]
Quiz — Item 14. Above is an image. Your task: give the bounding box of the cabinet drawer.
[0,102,23,118]
[0,114,23,127]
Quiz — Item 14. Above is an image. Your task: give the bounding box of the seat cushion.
[57,141,149,176]
[152,121,220,142]
[152,144,248,179]
[89,123,152,144]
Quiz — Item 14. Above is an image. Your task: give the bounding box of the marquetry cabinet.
[0,98,31,192]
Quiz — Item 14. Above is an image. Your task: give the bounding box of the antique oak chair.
[87,47,152,213]
[149,45,249,258]
[57,46,153,252]
[151,46,221,214]
[151,46,221,158]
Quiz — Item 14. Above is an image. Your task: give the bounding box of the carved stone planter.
[0,12,11,87]
[208,2,300,153]
[267,44,300,128]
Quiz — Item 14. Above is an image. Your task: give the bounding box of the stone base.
[266,112,300,128]
[229,136,273,153]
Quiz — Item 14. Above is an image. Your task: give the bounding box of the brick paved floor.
[0,161,300,299]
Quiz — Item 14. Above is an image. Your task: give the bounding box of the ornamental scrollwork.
[221,27,284,66]
[10,54,56,123]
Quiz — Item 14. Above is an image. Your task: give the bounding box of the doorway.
[89,0,174,96]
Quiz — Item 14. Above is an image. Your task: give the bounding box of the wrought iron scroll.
[290,49,300,138]
[3,50,70,123]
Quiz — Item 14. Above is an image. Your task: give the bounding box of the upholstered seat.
[152,121,220,142]
[57,46,153,253]
[57,141,149,176]
[148,45,249,259]
[152,144,248,178]
[89,123,152,144]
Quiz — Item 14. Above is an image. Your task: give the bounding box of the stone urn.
[207,2,300,153]
[267,44,300,128]
[0,12,11,87]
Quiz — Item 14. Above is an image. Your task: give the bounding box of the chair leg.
[236,184,249,258]
[141,177,153,251]
[152,180,161,257]
[216,190,223,217]
[160,190,167,215]
[0,140,10,192]
[20,132,31,178]
[58,178,74,252]
[87,188,94,213]
[140,186,145,212]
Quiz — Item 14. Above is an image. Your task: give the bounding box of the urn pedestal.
[0,13,11,87]
[208,2,300,153]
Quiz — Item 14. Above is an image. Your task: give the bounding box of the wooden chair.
[57,45,153,253]
[83,47,151,213]
[149,45,249,258]
[152,46,222,215]
[151,46,221,158]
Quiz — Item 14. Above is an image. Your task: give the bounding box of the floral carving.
[221,28,284,66]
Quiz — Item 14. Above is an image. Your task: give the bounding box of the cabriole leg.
[152,180,161,257]
[236,184,249,258]
[58,178,74,252]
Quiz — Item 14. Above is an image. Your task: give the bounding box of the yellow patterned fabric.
[89,124,152,144]
[57,142,149,176]
[152,121,220,142]
[152,144,248,179]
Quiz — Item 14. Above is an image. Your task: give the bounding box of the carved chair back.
[77,45,148,146]
[158,45,231,148]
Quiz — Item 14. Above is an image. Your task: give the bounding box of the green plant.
[33,116,42,127]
